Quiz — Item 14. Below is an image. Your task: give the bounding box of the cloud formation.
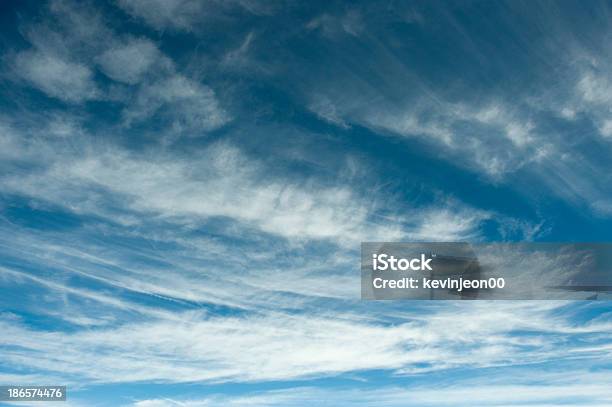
[1,1,612,405]
[1,301,610,384]
[96,38,162,85]
[15,51,100,102]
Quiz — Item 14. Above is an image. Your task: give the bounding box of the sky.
[0,0,611,405]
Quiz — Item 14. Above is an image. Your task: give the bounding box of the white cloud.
[14,51,99,102]
[599,119,612,138]
[0,117,531,246]
[117,0,206,31]
[360,99,546,178]
[576,69,612,106]
[573,67,612,140]
[406,205,490,241]
[307,10,365,38]
[45,113,85,138]
[124,75,230,133]
[0,265,181,321]
[3,3,612,403]
[308,95,350,129]
[307,68,612,217]
[97,38,163,84]
[539,52,612,143]
[220,31,271,74]
[1,139,402,243]
[2,110,510,247]
[25,0,113,58]
[0,302,610,384]
[14,0,230,135]
[130,372,612,406]
[12,0,111,103]
[117,0,275,32]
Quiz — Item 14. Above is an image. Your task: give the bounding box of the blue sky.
[0,0,612,405]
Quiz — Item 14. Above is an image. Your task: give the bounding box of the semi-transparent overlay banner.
[361,243,612,300]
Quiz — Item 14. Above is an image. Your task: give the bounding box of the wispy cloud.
[1,1,611,405]
[0,116,497,244]
[8,0,230,136]
[292,7,612,217]
[124,75,229,133]
[1,302,610,384]
[117,0,276,32]
[14,51,100,102]
[96,38,164,85]
[130,371,612,407]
